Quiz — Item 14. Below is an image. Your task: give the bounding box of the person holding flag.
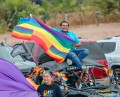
[12,17,88,68]
[52,21,89,68]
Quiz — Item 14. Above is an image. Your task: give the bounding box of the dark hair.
[60,21,69,27]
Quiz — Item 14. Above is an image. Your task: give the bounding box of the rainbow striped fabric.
[108,69,113,79]
[12,17,74,63]
[55,72,68,83]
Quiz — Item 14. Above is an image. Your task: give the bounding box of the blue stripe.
[14,26,33,34]
[49,46,67,58]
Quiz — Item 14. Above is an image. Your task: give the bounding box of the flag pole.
[30,14,32,17]
[22,14,37,65]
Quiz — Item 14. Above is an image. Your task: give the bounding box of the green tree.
[1,0,41,31]
[49,0,77,26]
[39,0,52,23]
[0,0,8,33]
[87,0,117,22]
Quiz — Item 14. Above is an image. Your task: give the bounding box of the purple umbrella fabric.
[0,58,40,97]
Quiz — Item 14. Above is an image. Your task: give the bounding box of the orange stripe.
[12,31,32,39]
[33,31,51,49]
[32,35,48,51]
[26,78,39,90]
[12,33,31,40]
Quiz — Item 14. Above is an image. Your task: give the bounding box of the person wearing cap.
[52,21,89,68]
[37,70,63,97]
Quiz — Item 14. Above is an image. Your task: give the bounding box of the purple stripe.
[50,45,67,56]
[34,18,74,43]
[14,26,33,34]
[15,26,34,32]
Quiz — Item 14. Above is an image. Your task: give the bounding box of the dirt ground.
[0,22,120,45]
[70,22,120,40]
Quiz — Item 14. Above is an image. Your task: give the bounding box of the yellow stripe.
[19,24,70,52]
[33,31,51,50]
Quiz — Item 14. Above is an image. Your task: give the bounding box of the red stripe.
[12,34,31,40]
[31,35,64,63]
[31,35,48,51]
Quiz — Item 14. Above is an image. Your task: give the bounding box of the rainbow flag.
[55,72,62,79]
[108,69,113,79]
[12,17,74,63]
[54,72,68,83]
[62,76,68,83]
